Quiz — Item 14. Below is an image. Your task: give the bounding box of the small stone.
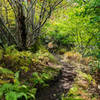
[98,85,100,89]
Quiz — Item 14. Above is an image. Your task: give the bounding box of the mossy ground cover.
[62,52,100,100]
[0,45,61,100]
[0,45,59,74]
[0,46,100,100]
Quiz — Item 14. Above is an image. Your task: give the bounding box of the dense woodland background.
[0,0,100,100]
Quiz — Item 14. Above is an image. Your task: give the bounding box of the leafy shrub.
[32,67,60,87]
[0,67,14,84]
[89,59,100,73]
[0,45,34,72]
[33,48,57,63]
[32,72,49,87]
[42,0,100,57]
[0,71,37,100]
[42,20,75,50]
[0,67,14,75]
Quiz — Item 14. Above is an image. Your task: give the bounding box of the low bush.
[0,71,37,100]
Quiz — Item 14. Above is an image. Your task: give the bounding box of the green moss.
[78,71,93,83]
[68,86,79,96]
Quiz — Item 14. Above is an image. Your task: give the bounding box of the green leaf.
[14,71,20,80]
[0,91,3,99]
[5,91,17,100]
[0,84,14,92]
[16,92,27,100]
[14,71,20,85]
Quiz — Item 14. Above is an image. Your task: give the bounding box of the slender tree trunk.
[17,4,27,50]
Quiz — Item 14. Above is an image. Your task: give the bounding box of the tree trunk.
[17,4,27,50]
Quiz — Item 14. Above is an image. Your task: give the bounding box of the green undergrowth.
[62,71,99,100]
[0,67,14,84]
[0,45,57,72]
[62,52,100,100]
[0,67,60,100]
[0,71,37,100]
[0,45,60,100]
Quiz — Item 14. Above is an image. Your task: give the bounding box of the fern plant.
[32,72,50,87]
[0,71,37,100]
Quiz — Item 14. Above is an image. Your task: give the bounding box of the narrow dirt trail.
[36,55,76,100]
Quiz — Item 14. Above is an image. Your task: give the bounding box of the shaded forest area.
[0,0,100,100]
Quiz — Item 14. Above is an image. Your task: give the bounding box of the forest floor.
[0,47,100,100]
[63,52,100,100]
[36,52,100,100]
[36,54,76,100]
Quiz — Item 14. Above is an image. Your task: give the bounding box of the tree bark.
[17,4,27,50]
